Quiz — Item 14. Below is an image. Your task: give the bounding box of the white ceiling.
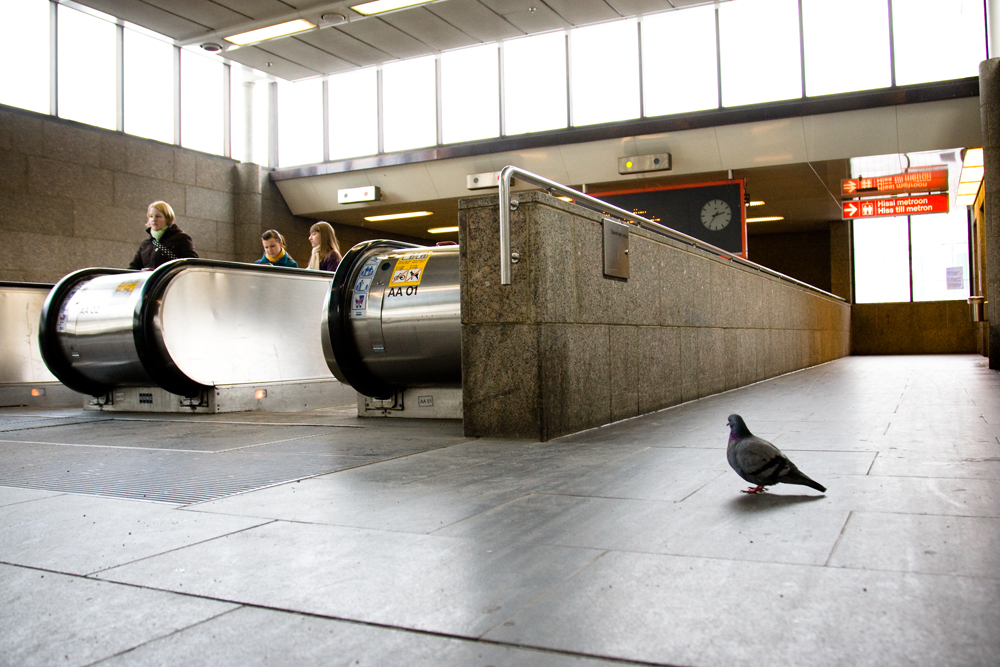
[71,0,711,81]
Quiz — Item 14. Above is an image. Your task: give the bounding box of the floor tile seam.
[212,432,341,453]
[0,438,221,454]
[0,419,116,434]
[175,443,486,509]
[0,485,184,505]
[14,559,675,667]
[108,418,365,428]
[864,472,1000,481]
[81,519,278,578]
[824,510,854,566]
[0,488,70,507]
[81,606,246,667]
[474,550,616,642]
[426,492,538,535]
[822,562,1000,581]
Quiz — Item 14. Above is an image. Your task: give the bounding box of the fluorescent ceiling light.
[364,211,433,222]
[960,166,984,183]
[428,226,459,234]
[956,181,981,196]
[351,0,436,16]
[225,19,315,45]
[963,147,984,167]
[746,200,765,207]
[746,216,784,223]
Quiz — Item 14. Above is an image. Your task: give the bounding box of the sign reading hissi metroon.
[841,168,949,220]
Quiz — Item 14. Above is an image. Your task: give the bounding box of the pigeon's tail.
[784,470,827,493]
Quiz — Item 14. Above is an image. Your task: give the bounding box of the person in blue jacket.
[254,230,298,268]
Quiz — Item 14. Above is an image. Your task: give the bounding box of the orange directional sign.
[842,194,949,219]
[842,169,948,197]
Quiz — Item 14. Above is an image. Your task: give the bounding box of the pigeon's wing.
[734,436,789,485]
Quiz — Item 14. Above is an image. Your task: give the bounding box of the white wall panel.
[715,118,808,170]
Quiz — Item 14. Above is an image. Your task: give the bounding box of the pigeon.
[726,414,826,494]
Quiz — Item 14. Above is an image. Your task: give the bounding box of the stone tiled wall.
[0,105,328,283]
[459,192,851,440]
[0,106,248,283]
[852,301,977,354]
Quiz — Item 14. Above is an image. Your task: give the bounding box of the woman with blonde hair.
[307,221,342,272]
[129,201,198,270]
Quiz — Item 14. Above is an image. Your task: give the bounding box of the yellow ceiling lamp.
[956,147,984,207]
[364,211,433,222]
[225,19,315,45]
[428,226,459,234]
[351,0,439,16]
[746,216,784,223]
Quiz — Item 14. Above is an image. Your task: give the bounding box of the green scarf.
[151,226,168,241]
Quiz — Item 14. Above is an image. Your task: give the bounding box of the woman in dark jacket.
[129,201,198,270]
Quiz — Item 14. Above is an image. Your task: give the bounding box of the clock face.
[700,199,732,231]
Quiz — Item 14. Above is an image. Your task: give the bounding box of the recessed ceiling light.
[225,19,315,46]
[350,0,437,16]
[746,200,765,207]
[746,216,784,223]
[428,226,459,234]
[363,211,433,222]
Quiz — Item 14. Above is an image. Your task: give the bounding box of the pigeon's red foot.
[741,485,767,494]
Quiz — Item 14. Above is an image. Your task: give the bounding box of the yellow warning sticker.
[113,280,141,296]
[389,252,431,286]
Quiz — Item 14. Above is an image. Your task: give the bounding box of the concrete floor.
[2,354,998,667]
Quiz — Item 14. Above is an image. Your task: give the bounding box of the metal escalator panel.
[41,260,335,398]
[150,264,334,388]
[0,282,59,385]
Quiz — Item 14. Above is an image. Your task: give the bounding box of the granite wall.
[851,301,977,354]
[459,192,851,441]
[0,104,421,282]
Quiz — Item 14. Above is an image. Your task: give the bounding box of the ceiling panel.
[144,0,251,29]
[223,46,322,81]
[478,0,570,33]
[426,0,524,42]
[255,36,357,75]
[298,27,394,67]
[334,18,436,59]
[379,7,481,52]
[70,0,211,40]
[542,0,623,25]
[209,0,299,21]
[605,0,675,15]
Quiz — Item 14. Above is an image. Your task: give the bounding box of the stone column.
[981,59,1000,368]
[234,162,264,263]
[829,220,853,302]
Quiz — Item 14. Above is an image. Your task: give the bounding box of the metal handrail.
[497,165,845,301]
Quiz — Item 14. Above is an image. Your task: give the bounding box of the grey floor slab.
[0,493,270,575]
[689,470,1000,517]
[482,550,1000,667]
[869,449,1000,479]
[187,440,652,532]
[94,605,647,667]
[828,511,1000,578]
[0,563,237,667]
[93,520,604,639]
[435,492,848,566]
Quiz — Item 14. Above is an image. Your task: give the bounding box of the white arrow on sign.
[843,181,857,193]
[844,202,858,217]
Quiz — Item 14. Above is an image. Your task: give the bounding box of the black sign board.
[590,180,747,257]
